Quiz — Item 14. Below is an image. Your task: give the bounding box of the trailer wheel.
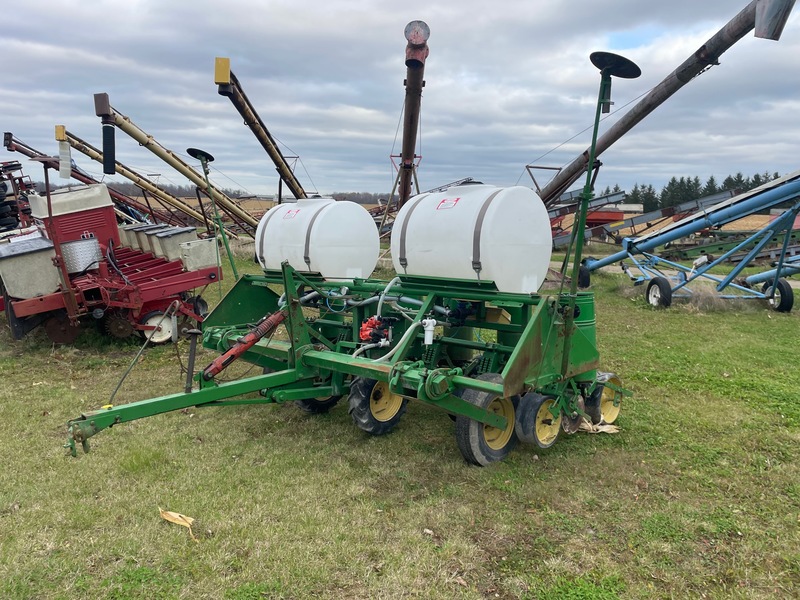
[585,373,623,425]
[765,278,793,313]
[578,265,591,289]
[296,394,342,414]
[264,367,343,413]
[140,311,175,344]
[348,377,407,435]
[455,373,518,466]
[646,277,672,308]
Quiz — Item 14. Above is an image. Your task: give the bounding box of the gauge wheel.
[646,276,672,308]
[348,377,408,435]
[455,373,519,466]
[585,373,623,425]
[764,278,793,313]
[528,394,562,449]
[140,311,175,344]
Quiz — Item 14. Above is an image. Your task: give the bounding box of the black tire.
[0,200,19,215]
[296,395,342,414]
[646,276,672,308]
[515,392,561,448]
[189,295,209,318]
[455,373,519,466]
[348,377,408,435]
[765,278,793,313]
[577,265,591,289]
[0,216,18,228]
[0,204,12,217]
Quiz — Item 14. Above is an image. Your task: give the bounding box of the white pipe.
[377,276,402,317]
[352,339,389,358]
[373,321,423,362]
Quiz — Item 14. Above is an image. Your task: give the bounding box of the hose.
[106,239,133,287]
[352,341,384,358]
[372,321,423,363]
[377,276,401,317]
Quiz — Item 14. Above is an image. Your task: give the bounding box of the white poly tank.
[390,184,552,293]
[256,198,379,281]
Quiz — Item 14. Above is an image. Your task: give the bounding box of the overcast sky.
[3,1,799,200]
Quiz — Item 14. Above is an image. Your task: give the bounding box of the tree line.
[41,180,392,205]
[601,171,783,213]
[36,171,784,211]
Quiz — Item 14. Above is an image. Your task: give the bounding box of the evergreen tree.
[641,184,659,212]
[660,177,680,208]
[702,175,718,196]
[750,172,764,190]
[690,176,702,200]
[721,175,738,191]
[626,183,641,205]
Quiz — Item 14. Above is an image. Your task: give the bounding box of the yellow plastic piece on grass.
[159,507,198,542]
[101,405,113,410]
[578,420,620,434]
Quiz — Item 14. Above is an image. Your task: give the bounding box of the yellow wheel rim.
[535,398,561,446]
[370,381,404,422]
[483,396,515,450]
[600,376,622,424]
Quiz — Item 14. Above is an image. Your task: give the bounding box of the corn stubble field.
[0,257,798,600]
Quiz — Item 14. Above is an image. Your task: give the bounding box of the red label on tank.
[283,209,300,219]
[436,198,460,210]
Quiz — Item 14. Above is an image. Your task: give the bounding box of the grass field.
[1,256,798,599]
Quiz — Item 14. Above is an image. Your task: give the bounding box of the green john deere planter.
[66,51,636,466]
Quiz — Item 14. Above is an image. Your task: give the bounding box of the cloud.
[3,0,798,198]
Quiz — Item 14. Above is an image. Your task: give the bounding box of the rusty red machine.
[0,168,220,343]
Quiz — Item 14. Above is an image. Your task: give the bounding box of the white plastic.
[390,184,552,293]
[256,198,379,281]
[28,184,113,219]
[153,227,198,260]
[422,318,437,345]
[0,238,60,298]
[135,224,170,252]
[180,238,218,271]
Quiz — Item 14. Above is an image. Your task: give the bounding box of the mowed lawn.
[0,261,798,599]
